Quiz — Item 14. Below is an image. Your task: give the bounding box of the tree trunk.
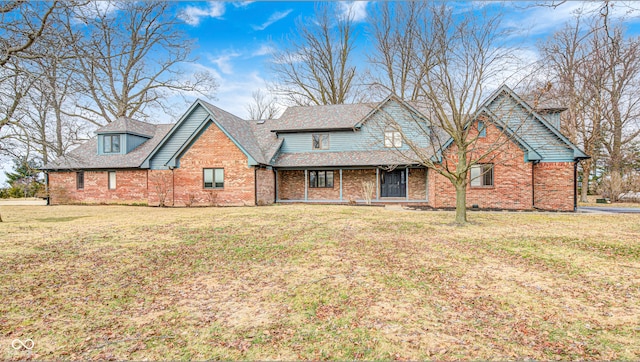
[454,179,467,225]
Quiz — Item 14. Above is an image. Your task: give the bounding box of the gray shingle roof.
[272,103,375,132]
[43,124,173,170]
[271,149,430,168]
[95,117,156,137]
[248,119,283,164]
[199,100,269,164]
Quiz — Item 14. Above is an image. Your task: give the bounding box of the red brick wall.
[342,169,376,202]
[256,167,275,205]
[147,169,174,206]
[408,168,427,200]
[428,120,534,210]
[277,170,304,200]
[48,120,258,207]
[533,162,575,211]
[48,169,148,205]
[275,168,427,202]
[308,170,340,201]
[172,122,255,206]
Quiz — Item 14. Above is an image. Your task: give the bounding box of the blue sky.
[171,1,640,120]
[2,1,640,186]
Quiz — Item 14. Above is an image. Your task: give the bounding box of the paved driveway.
[578,207,640,214]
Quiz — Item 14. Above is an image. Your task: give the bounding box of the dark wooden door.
[381,169,406,197]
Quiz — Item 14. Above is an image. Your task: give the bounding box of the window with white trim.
[108,171,116,190]
[312,134,329,150]
[204,168,224,189]
[384,131,402,148]
[470,164,493,187]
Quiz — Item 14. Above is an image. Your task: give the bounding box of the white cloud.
[252,9,293,31]
[208,52,241,75]
[502,2,637,37]
[72,1,119,23]
[338,1,368,22]
[180,2,225,26]
[252,43,275,57]
[186,63,278,119]
[233,1,254,8]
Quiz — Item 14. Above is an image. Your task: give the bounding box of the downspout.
[274,169,278,203]
[170,167,175,206]
[145,169,149,201]
[254,167,258,206]
[531,162,536,209]
[45,171,50,205]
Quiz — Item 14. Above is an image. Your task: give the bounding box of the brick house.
[43,85,588,211]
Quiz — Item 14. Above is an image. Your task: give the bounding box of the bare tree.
[415,3,522,224]
[372,2,530,224]
[271,3,358,106]
[64,1,217,125]
[597,4,640,201]
[20,26,81,164]
[0,60,34,154]
[366,2,428,101]
[539,14,603,202]
[246,89,281,120]
[0,1,61,67]
[535,0,640,201]
[0,1,65,137]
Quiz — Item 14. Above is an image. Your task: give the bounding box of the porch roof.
[271,150,429,168]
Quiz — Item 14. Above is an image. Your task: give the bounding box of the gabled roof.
[435,84,588,162]
[95,117,156,138]
[271,103,375,132]
[143,99,275,168]
[199,100,268,165]
[354,94,430,129]
[42,124,172,170]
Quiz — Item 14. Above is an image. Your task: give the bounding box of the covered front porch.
[275,167,430,204]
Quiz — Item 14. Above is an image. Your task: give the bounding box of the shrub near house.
[43,85,588,211]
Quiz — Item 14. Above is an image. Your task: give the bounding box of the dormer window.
[103,135,121,153]
[312,134,329,150]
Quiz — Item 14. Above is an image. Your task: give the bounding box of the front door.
[380,169,406,197]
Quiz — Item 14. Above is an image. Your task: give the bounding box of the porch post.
[406,168,409,200]
[425,168,429,202]
[304,169,308,201]
[339,169,343,201]
[375,168,379,201]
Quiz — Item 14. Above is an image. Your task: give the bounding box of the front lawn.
[1,205,638,360]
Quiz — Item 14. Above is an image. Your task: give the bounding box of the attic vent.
[257,119,266,124]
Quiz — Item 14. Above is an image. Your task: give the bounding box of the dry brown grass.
[1,205,639,360]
